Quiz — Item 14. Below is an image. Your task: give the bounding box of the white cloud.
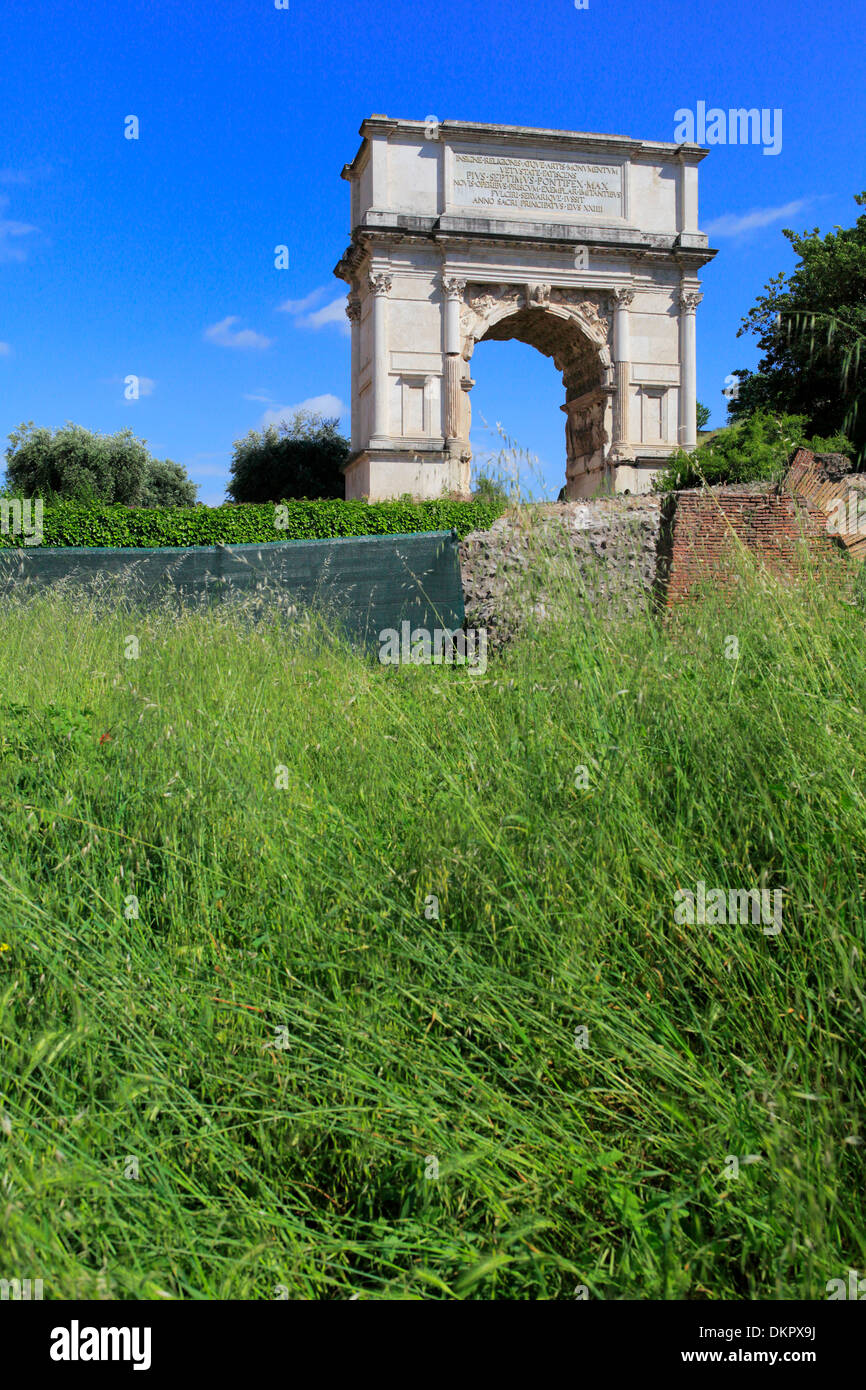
[260,393,346,428]
[305,297,350,332]
[704,199,808,238]
[277,285,350,337]
[203,316,273,350]
[0,195,38,264]
[276,287,328,315]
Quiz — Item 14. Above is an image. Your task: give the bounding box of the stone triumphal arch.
[335,118,716,500]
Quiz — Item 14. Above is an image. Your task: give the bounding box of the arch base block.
[565,456,669,500]
[344,447,471,502]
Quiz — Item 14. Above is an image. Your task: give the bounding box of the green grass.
[0,553,864,1300]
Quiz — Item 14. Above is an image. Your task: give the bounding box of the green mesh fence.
[0,530,466,649]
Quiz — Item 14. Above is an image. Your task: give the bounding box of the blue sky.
[1,0,863,503]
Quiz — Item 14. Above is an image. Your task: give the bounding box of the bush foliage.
[471,472,512,506]
[652,410,854,493]
[0,496,506,549]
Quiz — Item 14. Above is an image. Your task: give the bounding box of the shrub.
[227,411,350,502]
[807,431,856,458]
[0,496,506,549]
[472,473,511,507]
[651,411,855,493]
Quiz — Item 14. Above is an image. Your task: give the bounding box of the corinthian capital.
[369,272,392,297]
[345,295,361,323]
[442,275,467,300]
[610,286,635,308]
[679,289,703,313]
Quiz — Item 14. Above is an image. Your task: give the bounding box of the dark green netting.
[0,530,466,649]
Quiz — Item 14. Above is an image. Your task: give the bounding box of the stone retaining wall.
[459,497,662,647]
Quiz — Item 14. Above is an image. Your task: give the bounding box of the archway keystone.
[335,118,716,499]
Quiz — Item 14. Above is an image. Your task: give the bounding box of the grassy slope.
[0,556,864,1300]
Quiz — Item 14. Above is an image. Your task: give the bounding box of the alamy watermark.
[674,103,782,156]
[50,1322,151,1370]
[674,881,782,935]
[826,1269,866,1299]
[0,498,43,546]
[1,1276,43,1299]
[826,494,866,538]
[378,622,488,674]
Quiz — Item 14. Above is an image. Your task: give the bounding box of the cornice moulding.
[350,116,709,162]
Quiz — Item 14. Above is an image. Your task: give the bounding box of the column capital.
[369,271,392,297]
[441,274,467,300]
[679,288,703,314]
[610,286,635,309]
[345,295,361,323]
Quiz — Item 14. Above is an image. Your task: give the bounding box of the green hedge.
[0,497,506,549]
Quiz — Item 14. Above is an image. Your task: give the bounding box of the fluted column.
[441,275,466,445]
[369,272,392,445]
[345,294,361,452]
[679,288,702,450]
[609,286,635,461]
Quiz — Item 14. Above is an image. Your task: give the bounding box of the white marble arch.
[335,117,716,499]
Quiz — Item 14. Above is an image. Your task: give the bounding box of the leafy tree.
[5,422,149,504]
[778,310,865,460]
[4,421,197,507]
[141,459,198,508]
[730,193,866,457]
[696,401,711,431]
[652,410,853,493]
[227,410,349,503]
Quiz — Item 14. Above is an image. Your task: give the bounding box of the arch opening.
[462,296,614,497]
[467,335,568,496]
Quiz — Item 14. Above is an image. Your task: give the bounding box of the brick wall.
[784,447,866,561]
[786,446,857,491]
[658,485,831,607]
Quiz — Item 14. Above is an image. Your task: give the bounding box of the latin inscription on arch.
[450,152,623,219]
